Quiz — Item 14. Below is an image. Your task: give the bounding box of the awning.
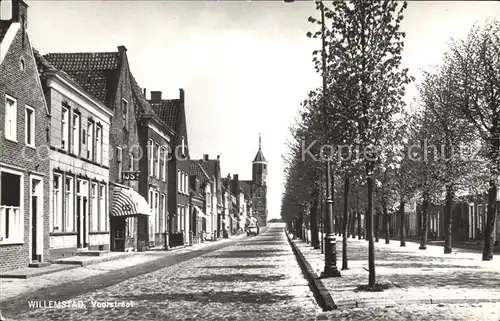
[194,205,207,219]
[111,187,152,217]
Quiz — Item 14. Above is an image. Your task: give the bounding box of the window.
[127,217,134,237]
[122,98,128,130]
[129,152,134,171]
[91,183,98,231]
[149,189,154,213]
[64,176,74,232]
[149,139,154,177]
[72,113,80,155]
[116,147,123,181]
[0,170,23,244]
[96,125,102,164]
[52,173,62,231]
[161,148,166,182]
[155,143,160,178]
[61,107,69,150]
[87,121,94,160]
[184,172,188,194]
[25,105,35,147]
[181,136,185,155]
[161,194,166,232]
[99,184,106,231]
[4,95,17,142]
[155,191,159,233]
[177,170,181,192]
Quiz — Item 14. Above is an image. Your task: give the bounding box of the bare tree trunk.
[383,203,390,244]
[444,184,454,254]
[357,211,362,240]
[400,201,406,247]
[367,170,375,286]
[375,209,380,242]
[351,211,356,239]
[419,191,429,250]
[342,173,349,270]
[310,187,320,249]
[296,217,303,239]
[483,180,498,261]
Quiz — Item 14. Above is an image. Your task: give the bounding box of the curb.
[285,231,337,311]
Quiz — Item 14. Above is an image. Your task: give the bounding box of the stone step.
[28,261,51,268]
[76,250,111,257]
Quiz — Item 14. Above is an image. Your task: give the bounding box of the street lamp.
[285,0,340,277]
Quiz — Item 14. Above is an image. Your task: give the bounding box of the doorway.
[30,178,42,263]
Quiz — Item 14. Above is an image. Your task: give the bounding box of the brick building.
[0,0,51,270]
[149,89,190,247]
[42,46,152,253]
[133,82,174,249]
[188,160,211,241]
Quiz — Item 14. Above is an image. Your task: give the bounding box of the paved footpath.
[292,233,500,320]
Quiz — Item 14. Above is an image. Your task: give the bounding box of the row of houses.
[0,0,268,271]
[331,195,499,245]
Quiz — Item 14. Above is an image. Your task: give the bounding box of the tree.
[323,0,412,288]
[448,20,500,260]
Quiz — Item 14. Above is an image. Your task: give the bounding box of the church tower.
[252,134,268,227]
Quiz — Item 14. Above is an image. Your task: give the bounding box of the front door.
[31,195,37,261]
[83,197,88,247]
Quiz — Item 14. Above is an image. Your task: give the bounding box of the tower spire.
[259,133,261,150]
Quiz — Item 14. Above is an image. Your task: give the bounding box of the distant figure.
[256,222,260,235]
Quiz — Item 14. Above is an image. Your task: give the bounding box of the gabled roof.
[150,99,180,132]
[191,159,218,179]
[188,161,210,184]
[240,181,252,199]
[0,21,11,44]
[42,51,120,104]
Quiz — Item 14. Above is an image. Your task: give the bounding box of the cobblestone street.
[2,225,500,321]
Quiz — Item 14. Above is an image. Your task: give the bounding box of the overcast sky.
[25,0,499,219]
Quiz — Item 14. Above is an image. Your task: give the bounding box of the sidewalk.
[0,234,246,302]
[289,233,500,309]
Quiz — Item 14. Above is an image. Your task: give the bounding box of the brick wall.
[0,26,50,271]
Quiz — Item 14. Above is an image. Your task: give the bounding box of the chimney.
[203,154,209,161]
[143,88,146,96]
[150,91,162,102]
[11,0,28,29]
[117,45,127,53]
[217,155,220,160]
[179,88,185,104]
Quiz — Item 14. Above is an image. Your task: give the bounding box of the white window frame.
[87,121,94,161]
[72,112,80,156]
[25,105,35,148]
[155,191,160,233]
[181,136,185,156]
[64,176,74,232]
[129,152,134,171]
[52,173,62,232]
[155,143,160,179]
[177,170,181,193]
[149,139,154,177]
[99,183,107,232]
[0,168,24,244]
[96,124,102,164]
[116,147,123,181]
[91,182,98,232]
[161,193,166,232]
[161,147,167,182]
[122,98,128,130]
[61,106,69,151]
[4,95,17,142]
